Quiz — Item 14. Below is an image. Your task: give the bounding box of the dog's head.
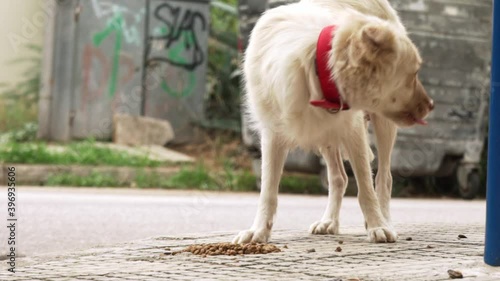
[335,19,434,127]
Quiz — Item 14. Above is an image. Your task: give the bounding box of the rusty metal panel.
[144,0,210,144]
[70,0,146,140]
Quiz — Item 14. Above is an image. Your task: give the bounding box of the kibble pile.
[172,242,282,256]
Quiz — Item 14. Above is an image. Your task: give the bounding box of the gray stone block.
[113,114,175,146]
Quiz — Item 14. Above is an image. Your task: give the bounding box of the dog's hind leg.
[233,130,289,243]
[310,146,347,235]
[371,113,397,224]
[343,126,398,243]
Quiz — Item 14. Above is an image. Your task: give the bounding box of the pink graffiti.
[80,45,135,113]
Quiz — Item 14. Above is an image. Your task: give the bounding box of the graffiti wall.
[40,0,208,142]
[71,0,146,139]
[144,0,209,143]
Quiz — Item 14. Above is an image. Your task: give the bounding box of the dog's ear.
[359,23,395,60]
[361,24,395,51]
[348,22,397,67]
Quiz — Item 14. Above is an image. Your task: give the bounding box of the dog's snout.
[428,99,434,111]
[414,79,433,113]
[416,98,433,114]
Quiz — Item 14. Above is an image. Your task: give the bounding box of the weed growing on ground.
[44,163,323,194]
[0,140,164,167]
[46,172,124,187]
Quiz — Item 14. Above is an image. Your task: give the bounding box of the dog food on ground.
[338,240,344,244]
[306,248,316,253]
[447,269,464,279]
[170,243,282,256]
[406,237,413,241]
[335,246,342,252]
[458,234,467,239]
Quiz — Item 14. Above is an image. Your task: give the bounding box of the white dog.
[234,0,434,243]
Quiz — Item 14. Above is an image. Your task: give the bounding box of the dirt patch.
[170,130,252,171]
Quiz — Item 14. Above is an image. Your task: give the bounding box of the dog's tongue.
[415,119,428,125]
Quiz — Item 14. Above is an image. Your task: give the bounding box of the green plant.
[164,164,219,190]
[0,44,41,108]
[40,160,325,194]
[46,172,124,187]
[0,44,42,133]
[205,1,241,123]
[0,99,38,133]
[0,140,164,167]
[280,174,324,194]
[0,122,38,143]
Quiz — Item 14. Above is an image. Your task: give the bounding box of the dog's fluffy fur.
[234,0,433,244]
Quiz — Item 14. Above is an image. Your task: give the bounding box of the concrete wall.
[0,0,45,86]
[238,0,492,176]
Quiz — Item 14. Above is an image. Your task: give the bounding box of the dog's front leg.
[233,130,288,244]
[344,127,398,243]
[371,114,397,223]
[310,146,347,235]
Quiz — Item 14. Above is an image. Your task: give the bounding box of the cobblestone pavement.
[2,223,499,280]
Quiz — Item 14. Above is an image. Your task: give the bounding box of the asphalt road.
[0,187,486,257]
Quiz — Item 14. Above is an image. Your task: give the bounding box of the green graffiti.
[157,27,196,98]
[93,12,124,97]
[160,73,195,98]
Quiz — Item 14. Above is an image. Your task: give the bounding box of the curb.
[0,164,180,186]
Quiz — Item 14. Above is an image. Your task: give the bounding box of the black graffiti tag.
[152,3,206,71]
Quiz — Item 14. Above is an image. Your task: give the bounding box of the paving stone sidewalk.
[2,223,500,280]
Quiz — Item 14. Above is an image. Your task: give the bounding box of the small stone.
[283,245,288,249]
[447,269,463,279]
[427,245,434,249]
[406,237,413,241]
[113,113,175,146]
[458,234,467,239]
[335,246,342,252]
[338,240,344,244]
[306,248,316,253]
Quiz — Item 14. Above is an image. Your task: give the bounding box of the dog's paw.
[309,220,339,235]
[367,226,398,243]
[232,229,270,244]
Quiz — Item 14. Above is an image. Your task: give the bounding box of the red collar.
[310,25,350,112]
